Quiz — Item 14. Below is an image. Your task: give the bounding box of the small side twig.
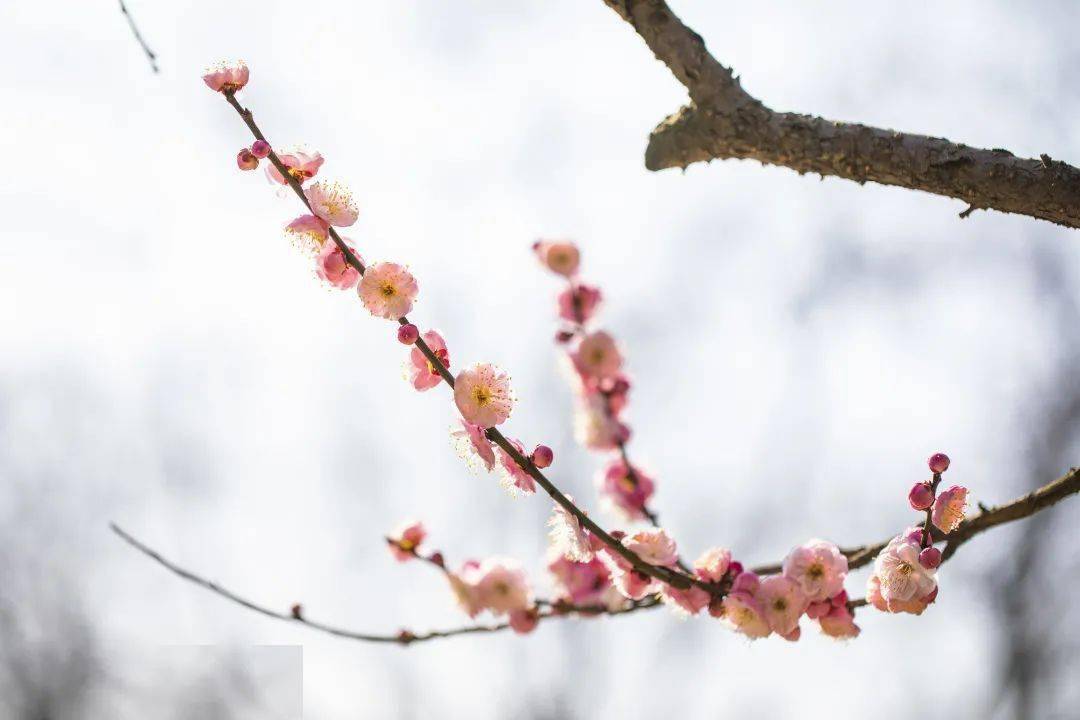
[118,0,159,74]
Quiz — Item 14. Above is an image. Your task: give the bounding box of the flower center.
[897,562,913,576]
[380,281,397,298]
[808,563,824,580]
[619,474,637,492]
[773,598,788,612]
[473,386,492,406]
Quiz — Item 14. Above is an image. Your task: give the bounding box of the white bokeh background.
[2,1,1078,718]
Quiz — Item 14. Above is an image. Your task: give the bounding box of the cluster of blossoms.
[206,61,980,646]
[534,241,653,521]
[867,453,968,615]
[202,61,556,495]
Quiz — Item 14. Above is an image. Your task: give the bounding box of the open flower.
[496,438,535,495]
[719,591,771,640]
[932,485,969,533]
[873,536,937,605]
[406,330,448,391]
[597,459,655,521]
[572,331,623,380]
[449,420,495,472]
[386,520,426,562]
[358,262,418,320]
[573,393,628,450]
[316,239,362,289]
[202,60,249,92]
[818,604,860,639]
[284,214,329,254]
[267,148,325,185]
[473,559,532,616]
[454,363,514,427]
[757,575,808,636]
[782,539,848,603]
[659,584,711,617]
[534,240,580,277]
[548,499,593,561]
[548,553,612,606]
[867,574,937,615]
[694,547,733,583]
[623,529,677,567]
[304,180,359,227]
[447,560,484,618]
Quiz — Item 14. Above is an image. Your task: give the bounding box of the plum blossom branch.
[110,523,659,645]
[112,469,1078,644]
[216,87,708,595]
[117,0,158,74]
[602,0,1080,229]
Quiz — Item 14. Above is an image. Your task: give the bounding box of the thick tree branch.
[604,0,1080,229]
[113,468,1078,644]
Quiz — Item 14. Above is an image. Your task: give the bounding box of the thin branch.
[218,90,711,595]
[603,0,1080,229]
[117,0,158,74]
[113,469,1078,644]
[110,523,659,645]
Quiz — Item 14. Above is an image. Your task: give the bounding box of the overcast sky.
[2,1,1078,718]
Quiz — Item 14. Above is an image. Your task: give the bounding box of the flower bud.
[250,139,271,158]
[555,329,575,344]
[928,452,950,474]
[397,323,419,345]
[531,444,554,469]
[919,546,942,569]
[236,148,258,171]
[908,482,935,511]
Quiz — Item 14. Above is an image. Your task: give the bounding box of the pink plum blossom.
[397,323,419,345]
[250,140,271,158]
[932,485,968,533]
[873,536,937,606]
[202,60,249,93]
[597,459,655,521]
[909,482,935,511]
[818,604,861,639]
[358,262,419,320]
[406,330,449,391]
[758,575,808,636]
[284,214,329,254]
[447,560,484,618]
[557,283,602,324]
[573,394,628,450]
[572,331,623,380]
[315,239,362,289]
[659,584,711,617]
[928,452,951,474]
[531,444,554,469]
[548,553,612,606]
[534,240,580,277]
[473,558,532,616]
[623,529,678,567]
[454,363,514,427]
[449,420,495,473]
[694,547,732,583]
[266,148,325,185]
[781,539,848,603]
[719,591,771,640]
[547,499,593,561]
[609,566,655,601]
[304,180,359,227]
[386,520,426,562]
[509,608,539,635]
[496,438,536,495]
[236,148,258,170]
[867,574,937,615]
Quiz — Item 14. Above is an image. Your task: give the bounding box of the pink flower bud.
[236,149,258,171]
[250,139,271,158]
[908,482,935,511]
[531,445,554,469]
[928,452,950,474]
[428,551,445,568]
[555,329,575,344]
[727,561,744,578]
[509,608,540,635]
[397,323,419,345]
[919,546,942,569]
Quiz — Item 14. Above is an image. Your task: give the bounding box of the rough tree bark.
[603,0,1080,229]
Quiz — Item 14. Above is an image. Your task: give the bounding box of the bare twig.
[110,523,659,645]
[218,90,711,595]
[117,0,158,74]
[113,468,1079,644]
[603,0,1080,229]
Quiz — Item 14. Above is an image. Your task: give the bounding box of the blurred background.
[2,1,1078,717]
